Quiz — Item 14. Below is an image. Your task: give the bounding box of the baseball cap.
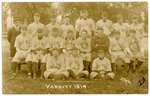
[37,28,43,33]
[34,12,40,16]
[20,25,27,30]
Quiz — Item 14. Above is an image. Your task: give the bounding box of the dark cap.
[52,26,59,32]
[102,11,108,17]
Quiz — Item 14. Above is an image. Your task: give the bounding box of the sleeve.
[92,59,98,71]
[7,29,12,42]
[105,58,112,71]
[76,20,81,32]
[14,36,20,51]
[79,57,84,72]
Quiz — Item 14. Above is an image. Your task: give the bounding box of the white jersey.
[76,18,95,36]
[129,23,144,39]
[96,19,113,35]
[27,22,45,38]
[92,57,112,71]
[45,23,59,37]
[31,36,48,50]
[14,34,30,51]
[48,36,64,49]
[113,23,129,38]
[60,24,76,39]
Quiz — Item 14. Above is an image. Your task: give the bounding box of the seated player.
[66,47,89,79]
[90,49,115,80]
[11,25,32,78]
[75,29,91,73]
[109,30,130,72]
[29,28,48,79]
[125,29,144,73]
[41,26,64,66]
[63,29,76,57]
[91,27,110,62]
[44,48,69,80]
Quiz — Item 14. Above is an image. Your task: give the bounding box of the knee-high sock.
[32,62,38,74]
[12,62,18,73]
[40,63,46,75]
[27,61,32,74]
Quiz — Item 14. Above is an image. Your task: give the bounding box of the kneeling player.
[90,49,115,80]
[11,26,32,78]
[29,28,48,79]
[44,48,69,80]
[66,47,89,79]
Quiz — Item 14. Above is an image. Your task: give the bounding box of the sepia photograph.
[2,1,148,94]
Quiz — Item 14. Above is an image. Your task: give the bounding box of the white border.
[0,0,149,96]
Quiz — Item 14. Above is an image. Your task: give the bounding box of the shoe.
[28,73,32,79]
[11,73,16,79]
[33,74,37,79]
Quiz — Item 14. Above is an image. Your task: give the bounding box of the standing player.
[27,12,45,38]
[11,26,32,78]
[113,14,129,38]
[130,15,145,54]
[126,29,144,73]
[7,19,21,58]
[75,29,91,72]
[76,10,95,37]
[44,48,69,80]
[66,47,89,79]
[109,31,130,72]
[60,15,76,39]
[45,17,59,37]
[90,49,115,80]
[91,27,110,62]
[29,28,48,79]
[96,11,113,36]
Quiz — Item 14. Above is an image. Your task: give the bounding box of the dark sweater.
[7,27,21,49]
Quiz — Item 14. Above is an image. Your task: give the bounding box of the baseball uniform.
[109,37,130,63]
[44,54,69,78]
[60,24,76,39]
[76,18,95,36]
[75,37,91,61]
[31,36,48,63]
[66,54,89,76]
[12,34,32,63]
[90,57,115,79]
[27,22,45,38]
[96,19,113,36]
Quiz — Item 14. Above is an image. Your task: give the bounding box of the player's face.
[114,33,120,40]
[34,16,40,22]
[97,29,103,35]
[132,18,138,23]
[38,32,43,38]
[118,17,123,23]
[15,21,21,27]
[21,28,26,35]
[98,51,105,59]
[64,17,70,24]
[67,32,73,39]
[52,50,59,57]
[81,31,88,39]
[72,50,78,56]
[52,31,59,37]
[102,15,107,20]
[82,12,88,19]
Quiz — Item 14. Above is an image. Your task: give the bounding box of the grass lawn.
[2,38,148,94]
